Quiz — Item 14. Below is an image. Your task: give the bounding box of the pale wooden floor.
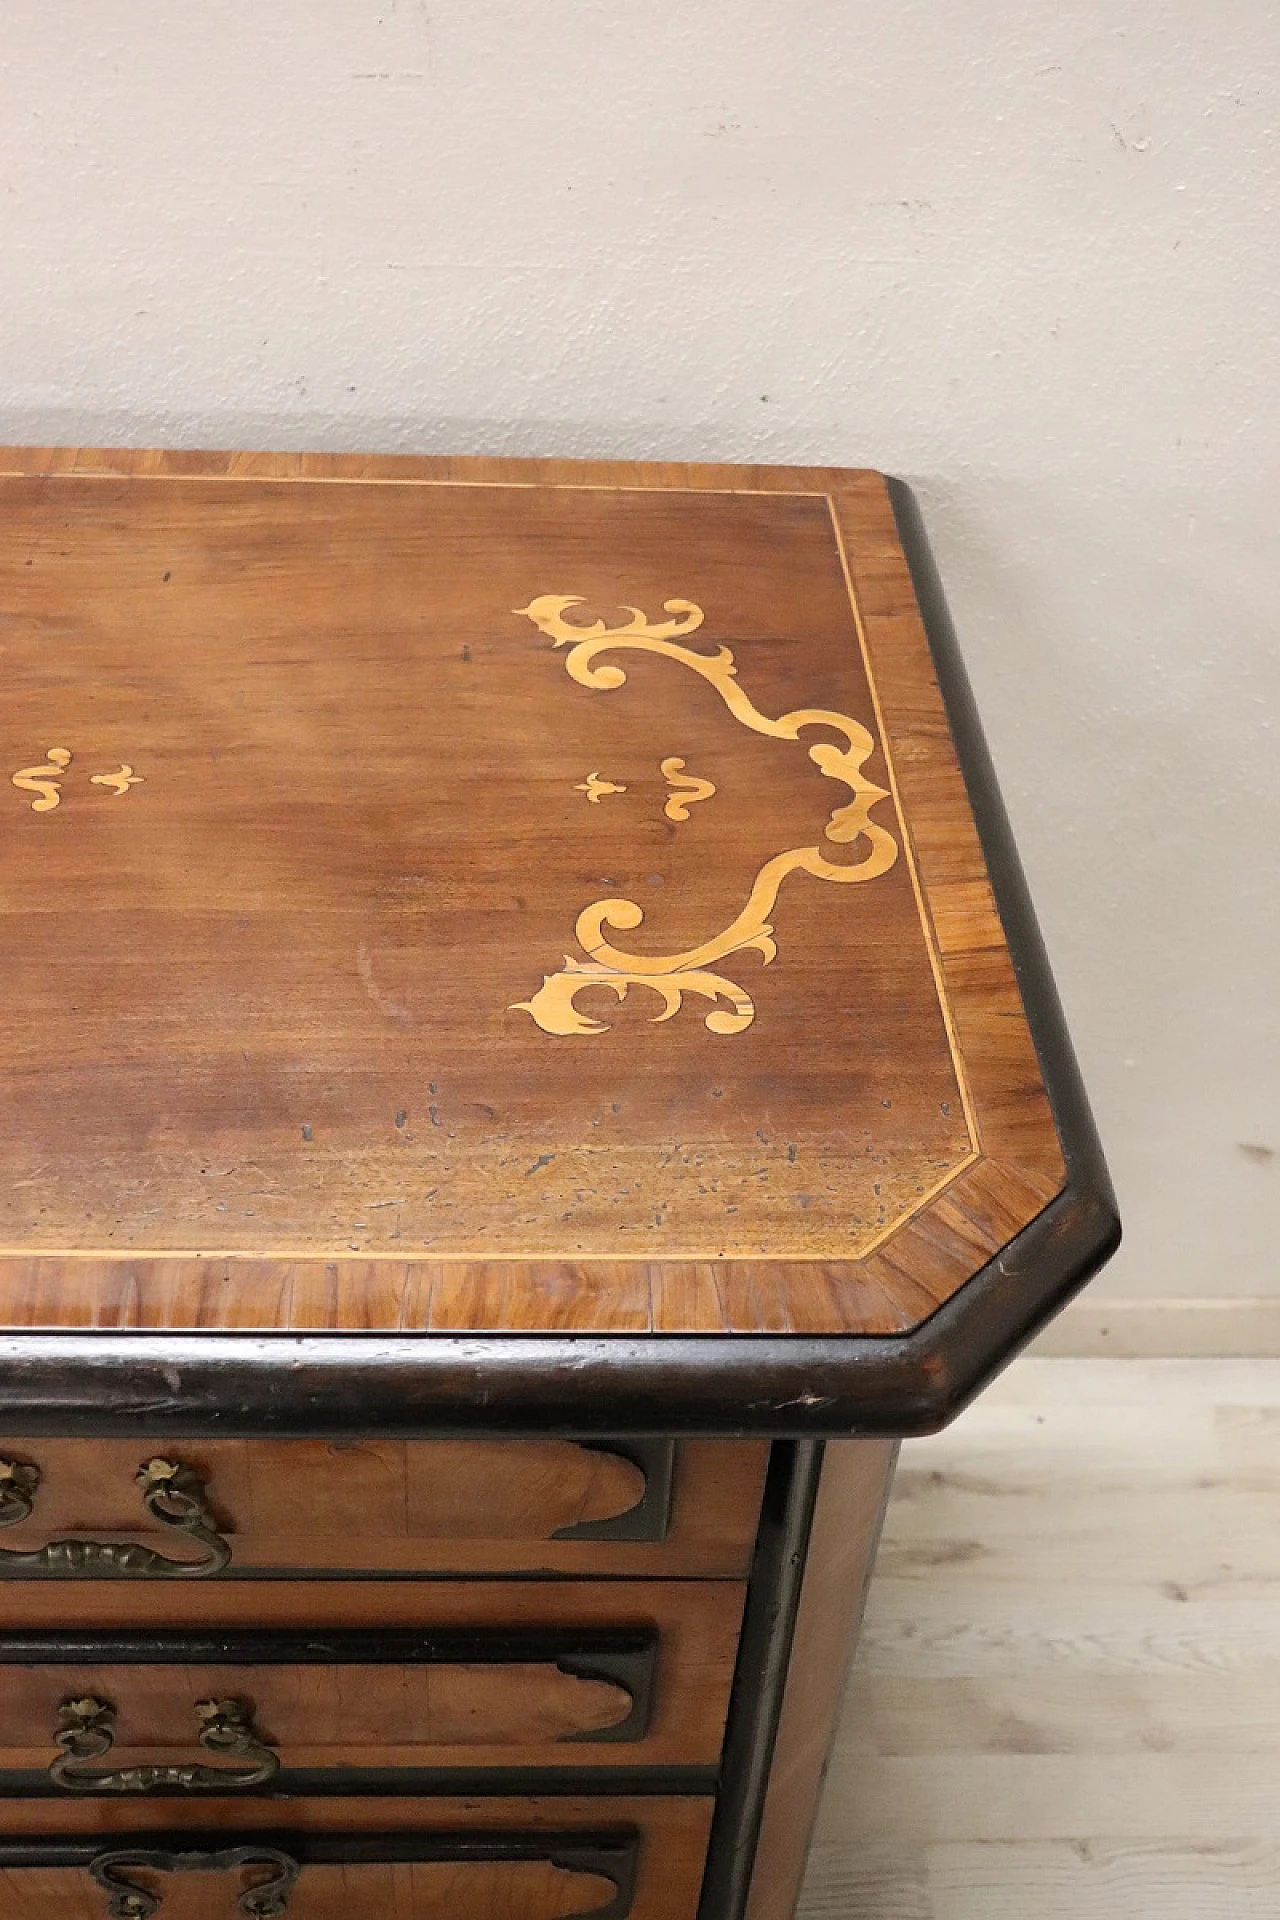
[800,1360,1280,1918]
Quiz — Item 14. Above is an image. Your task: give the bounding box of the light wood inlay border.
[0,447,1065,1337]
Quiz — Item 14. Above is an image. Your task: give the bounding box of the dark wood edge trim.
[697,1442,822,1920]
[0,1626,653,1665]
[554,1442,676,1542]
[0,1827,640,1862]
[556,1646,656,1746]
[0,1765,715,1798]
[880,476,1121,1418]
[0,478,1117,1435]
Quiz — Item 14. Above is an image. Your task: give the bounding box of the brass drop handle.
[0,1457,231,1579]
[51,1694,279,1794]
[90,1844,299,1917]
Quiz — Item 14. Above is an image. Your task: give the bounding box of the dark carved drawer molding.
[0,1828,638,1919]
[0,1439,675,1578]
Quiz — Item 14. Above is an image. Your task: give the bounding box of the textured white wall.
[2,2,1276,1299]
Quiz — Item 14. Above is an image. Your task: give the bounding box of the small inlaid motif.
[11,747,72,812]
[10,749,144,813]
[574,772,627,805]
[661,757,716,821]
[89,764,144,797]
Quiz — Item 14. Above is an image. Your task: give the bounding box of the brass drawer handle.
[90,1844,299,1917]
[88,1844,298,1918]
[51,1695,279,1794]
[0,1457,231,1579]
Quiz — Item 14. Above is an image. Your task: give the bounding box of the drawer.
[0,1797,714,1920]
[0,1832,637,1919]
[0,1440,767,1579]
[0,1582,743,1789]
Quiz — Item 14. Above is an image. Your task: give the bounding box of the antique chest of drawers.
[0,447,1118,1920]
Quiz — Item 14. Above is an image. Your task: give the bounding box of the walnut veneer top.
[0,448,1067,1339]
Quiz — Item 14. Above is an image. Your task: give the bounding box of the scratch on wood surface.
[356,944,412,1025]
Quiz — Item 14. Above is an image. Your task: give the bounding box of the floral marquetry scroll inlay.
[510,594,900,1037]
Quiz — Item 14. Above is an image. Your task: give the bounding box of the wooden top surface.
[0,447,1065,1339]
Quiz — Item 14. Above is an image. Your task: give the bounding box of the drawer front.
[0,1830,633,1918]
[0,1583,743,1788]
[0,1440,767,1579]
[0,1798,714,1920]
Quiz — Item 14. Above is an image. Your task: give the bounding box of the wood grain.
[799,1358,1280,1917]
[0,447,1064,1337]
[0,1437,766,1577]
[0,1580,743,1768]
[0,1794,715,1920]
[4,1662,635,1762]
[746,1440,898,1920]
[0,1858,618,1920]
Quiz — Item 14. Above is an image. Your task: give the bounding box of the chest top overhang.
[0,449,1114,1427]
